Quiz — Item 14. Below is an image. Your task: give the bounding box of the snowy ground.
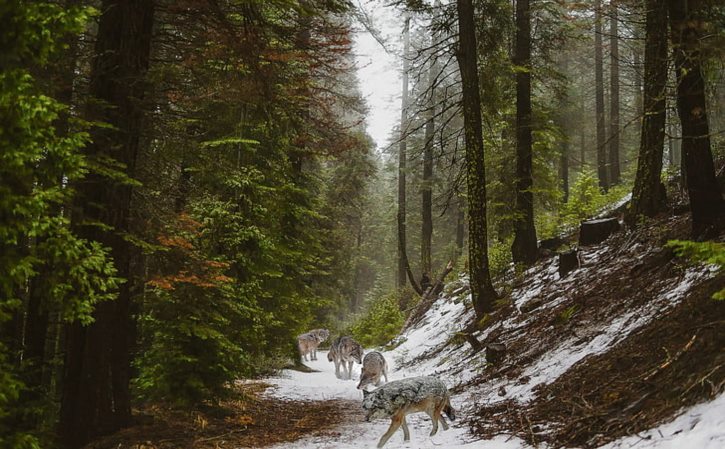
[261,259,724,448]
[264,348,526,449]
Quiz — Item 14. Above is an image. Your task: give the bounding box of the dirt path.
[85,380,365,449]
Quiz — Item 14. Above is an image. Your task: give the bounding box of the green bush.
[349,292,404,347]
[667,240,725,300]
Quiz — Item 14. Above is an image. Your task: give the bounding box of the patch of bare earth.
[85,383,364,449]
[465,214,724,448]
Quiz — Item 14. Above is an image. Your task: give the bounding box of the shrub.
[349,292,404,347]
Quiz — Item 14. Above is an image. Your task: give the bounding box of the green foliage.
[554,171,630,234]
[667,240,725,300]
[0,3,113,447]
[349,292,404,348]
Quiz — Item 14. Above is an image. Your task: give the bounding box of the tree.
[455,0,498,317]
[421,28,437,281]
[667,0,724,238]
[0,3,119,446]
[629,0,668,220]
[59,1,155,446]
[594,0,608,191]
[608,0,621,185]
[398,16,411,289]
[511,0,538,266]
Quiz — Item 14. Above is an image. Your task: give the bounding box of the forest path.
[259,350,512,449]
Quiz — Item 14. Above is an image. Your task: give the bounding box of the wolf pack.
[297,329,455,448]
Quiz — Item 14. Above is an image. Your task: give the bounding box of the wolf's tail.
[444,401,456,421]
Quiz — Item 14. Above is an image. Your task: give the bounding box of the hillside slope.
[386,213,724,448]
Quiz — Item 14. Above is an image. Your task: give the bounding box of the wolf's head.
[356,368,372,390]
[351,344,364,364]
[361,389,389,421]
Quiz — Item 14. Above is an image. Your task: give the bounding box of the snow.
[259,244,722,448]
[600,393,725,449]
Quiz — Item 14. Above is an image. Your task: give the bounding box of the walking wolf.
[356,351,388,390]
[297,328,329,361]
[362,376,455,448]
[328,336,362,380]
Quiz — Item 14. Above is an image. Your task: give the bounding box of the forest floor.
[87,212,724,449]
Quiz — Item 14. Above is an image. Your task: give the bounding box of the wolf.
[297,328,329,361]
[362,376,456,448]
[357,351,389,390]
[336,336,363,380]
[327,336,343,378]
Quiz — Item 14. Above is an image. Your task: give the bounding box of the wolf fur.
[357,351,389,390]
[333,336,363,380]
[297,328,329,361]
[361,376,455,448]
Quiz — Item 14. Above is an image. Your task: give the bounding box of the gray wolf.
[327,336,343,377]
[334,336,363,380]
[357,351,389,390]
[362,376,455,448]
[297,328,329,361]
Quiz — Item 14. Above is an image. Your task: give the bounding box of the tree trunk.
[59,1,155,447]
[629,0,668,220]
[456,196,465,258]
[421,29,437,279]
[667,0,724,238]
[560,138,570,203]
[608,0,621,185]
[594,0,608,191]
[455,0,497,318]
[397,16,410,289]
[511,0,538,266]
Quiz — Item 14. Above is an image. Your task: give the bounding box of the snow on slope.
[262,232,722,448]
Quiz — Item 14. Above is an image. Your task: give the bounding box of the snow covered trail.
[263,350,525,449]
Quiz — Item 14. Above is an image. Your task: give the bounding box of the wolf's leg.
[401,416,410,441]
[427,409,439,436]
[377,414,403,448]
[347,361,353,379]
[438,413,450,431]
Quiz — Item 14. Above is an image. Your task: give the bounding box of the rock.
[498,386,507,396]
[558,249,580,277]
[579,218,621,246]
[486,342,506,365]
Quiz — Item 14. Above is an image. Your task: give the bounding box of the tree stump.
[579,218,620,246]
[558,249,580,277]
[485,343,506,365]
[539,236,564,251]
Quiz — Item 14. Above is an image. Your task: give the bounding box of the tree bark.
[397,16,410,289]
[594,0,608,191]
[667,0,724,238]
[511,0,538,266]
[455,0,497,318]
[60,1,155,447]
[629,0,668,220]
[608,0,621,185]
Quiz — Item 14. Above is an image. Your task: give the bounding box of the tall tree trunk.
[421,31,437,279]
[397,16,410,289]
[59,1,155,447]
[560,139,570,203]
[667,0,724,238]
[594,0,608,191]
[629,0,668,220]
[512,0,538,266]
[608,0,621,185]
[455,0,497,318]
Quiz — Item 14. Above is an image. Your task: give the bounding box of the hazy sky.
[352,1,404,153]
